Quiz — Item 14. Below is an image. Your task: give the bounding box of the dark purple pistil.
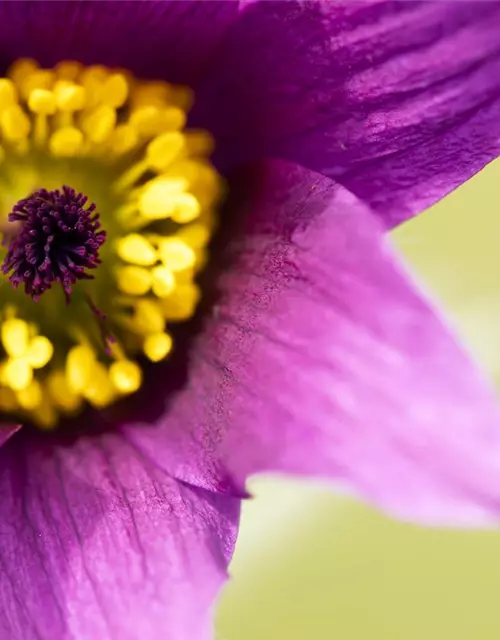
[1,186,106,302]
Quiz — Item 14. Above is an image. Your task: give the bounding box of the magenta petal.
[195,1,500,228]
[0,0,240,85]
[0,432,239,639]
[127,160,500,526]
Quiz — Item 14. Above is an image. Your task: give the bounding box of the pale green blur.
[216,159,500,639]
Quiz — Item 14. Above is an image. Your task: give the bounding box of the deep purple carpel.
[1,186,106,303]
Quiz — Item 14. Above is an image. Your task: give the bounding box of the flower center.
[0,59,221,428]
[2,187,106,301]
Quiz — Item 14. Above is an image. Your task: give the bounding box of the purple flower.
[0,1,500,638]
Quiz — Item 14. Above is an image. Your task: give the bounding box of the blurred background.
[216,158,500,639]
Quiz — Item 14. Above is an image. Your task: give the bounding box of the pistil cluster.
[2,186,105,302]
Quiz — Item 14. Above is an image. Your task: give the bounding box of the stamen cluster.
[0,58,220,428]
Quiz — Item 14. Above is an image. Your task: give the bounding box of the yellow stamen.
[108,124,138,156]
[109,360,142,393]
[82,362,116,408]
[170,193,201,224]
[131,81,171,108]
[49,126,84,157]
[0,79,17,110]
[151,265,176,298]
[0,104,31,142]
[8,58,38,87]
[47,370,82,413]
[55,82,86,110]
[129,105,186,137]
[158,238,196,271]
[20,69,54,100]
[100,73,129,109]
[17,379,42,411]
[117,266,152,295]
[55,60,83,82]
[117,234,157,266]
[160,284,201,321]
[143,332,173,362]
[81,104,116,144]
[3,358,33,391]
[177,223,211,249]
[66,345,95,394]
[146,131,185,171]
[1,318,29,358]
[0,58,221,428]
[138,177,187,220]
[28,88,56,114]
[27,335,54,369]
[134,300,165,334]
[80,65,108,109]
[28,88,57,146]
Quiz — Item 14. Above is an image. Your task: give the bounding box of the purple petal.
[0,423,20,447]
[126,160,500,527]
[0,431,239,639]
[0,0,240,85]
[194,1,500,228]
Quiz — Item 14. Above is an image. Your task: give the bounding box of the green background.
[216,158,500,639]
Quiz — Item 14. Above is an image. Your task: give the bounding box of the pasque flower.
[1,1,500,638]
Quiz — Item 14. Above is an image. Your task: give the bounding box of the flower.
[0,1,500,638]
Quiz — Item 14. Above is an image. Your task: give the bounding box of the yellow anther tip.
[139,178,187,220]
[17,380,43,411]
[8,58,38,85]
[27,335,54,369]
[82,362,116,408]
[146,131,185,171]
[117,234,157,266]
[170,193,201,224]
[130,105,165,137]
[151,265,176,298]
[81,104,116,144]
[1,318,30,358]
[134,300,165,334]
[130,105,186,138]
[158,238,196,272]
[66,345,95,393]
[143,333,173,362]
[28,88,57,115]
[0,105,31,141]
[160,284,201,321]
[21,69,54,99]
[131,81,171,108]
[81,65,109,83]
[101,73,129,108]
[3,358,33,391]
[177,224,211,249]
[0,78,17,108]
[117,266,152,295]
[110,360,142,394]
[55,60,83,81]
[49,127,84,157]
[54,82,86,111]
[47,371,82,413]
[109,124,138,155]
